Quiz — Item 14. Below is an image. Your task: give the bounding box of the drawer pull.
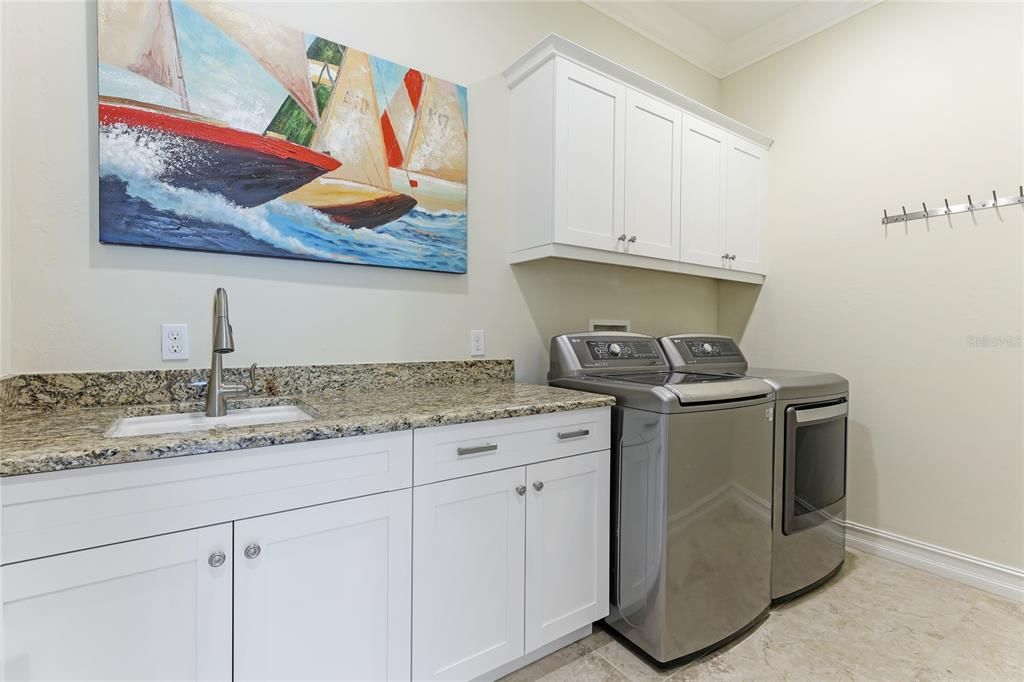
[557,429,590,440]
[457,443,498,457]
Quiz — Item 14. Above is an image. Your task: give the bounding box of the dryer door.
[783,400,848,535]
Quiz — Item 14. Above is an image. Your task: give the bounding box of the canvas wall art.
[97,0,468,273]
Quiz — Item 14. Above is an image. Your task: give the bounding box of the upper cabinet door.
[680,114,728,268]
[623,89,682,260]
[234,490,412,682]
[412,467,527,681]
[3,525,232,682]
[724,135,765,274]
[554,59,626,251]
[524,451,610,652]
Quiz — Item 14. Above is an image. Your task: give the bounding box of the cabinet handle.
[244,543,261,560]
[516,485,527,496]
[628,235,637,243]
[208,551,226,568]
[457,443,498,456]
[617,234,627,241]
[557,429,590,440]
[533,481,544,492]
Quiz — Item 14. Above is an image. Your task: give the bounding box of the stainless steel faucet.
[204,288,255,417]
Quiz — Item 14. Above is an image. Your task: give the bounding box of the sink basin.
[107,405,315,438]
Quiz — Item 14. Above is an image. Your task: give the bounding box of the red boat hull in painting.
[99,99,341,208]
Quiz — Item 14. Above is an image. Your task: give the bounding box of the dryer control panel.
[660,334,748,372]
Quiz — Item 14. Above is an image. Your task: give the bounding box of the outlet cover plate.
[470,329,485,357]
[161,323,190,361]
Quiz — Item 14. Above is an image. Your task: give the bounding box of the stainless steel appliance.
[659,334,850,604]
[548,332,775,665]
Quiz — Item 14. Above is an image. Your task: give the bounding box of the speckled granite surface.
[0,360,515,416]
[0,381,613,477]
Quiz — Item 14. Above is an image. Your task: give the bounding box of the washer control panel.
[585,339,662,361]
[548,333,669,379]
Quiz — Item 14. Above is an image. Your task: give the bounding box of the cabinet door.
[724,135,765,274]
[3,525,232,681]
[554,59,626,251]
[234,490,412,682]
[525,451,610,651]
[412,468,526,681]
[680,114,728,268]
[623,89,682,260]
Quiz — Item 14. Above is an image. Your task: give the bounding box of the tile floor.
[500,550,1024,681]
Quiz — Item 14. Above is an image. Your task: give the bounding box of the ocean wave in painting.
[98,126,468,274]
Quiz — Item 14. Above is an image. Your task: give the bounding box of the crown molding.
[583,1,881,79]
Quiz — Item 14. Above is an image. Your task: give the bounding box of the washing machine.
[548,332,775,665]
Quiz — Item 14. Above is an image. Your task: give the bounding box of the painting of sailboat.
[98,0,468,274]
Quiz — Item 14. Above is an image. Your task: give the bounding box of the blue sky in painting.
[171,0,287,133]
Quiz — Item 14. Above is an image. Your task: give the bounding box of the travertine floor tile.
[503,550,1024,682]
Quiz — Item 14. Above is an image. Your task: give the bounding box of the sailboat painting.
[97,0,469,273]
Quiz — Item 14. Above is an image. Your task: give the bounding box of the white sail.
[314,48,391,190]
[405,77,467,184]
[187,1,319,124]
[97,0,189,108]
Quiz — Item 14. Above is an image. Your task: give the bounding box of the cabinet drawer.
[413,408,610,485]
[2,431,413,564]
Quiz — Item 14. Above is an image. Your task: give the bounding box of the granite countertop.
[0,383,614,477]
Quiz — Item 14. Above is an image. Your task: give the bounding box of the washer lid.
[597,371,774,405]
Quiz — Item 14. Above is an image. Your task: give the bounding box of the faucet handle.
[245,363,261,395]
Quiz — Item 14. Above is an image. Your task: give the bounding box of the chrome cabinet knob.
[516,485,527,496]
[244,543,262,560]
[628,235,637,243]
[533,481,544,492]
[617,234,627,242]
[722,253,730,259]
[729,254,737,261]
[208,551,226,568]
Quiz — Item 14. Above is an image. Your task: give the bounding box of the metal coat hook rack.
[881,185,1024,225]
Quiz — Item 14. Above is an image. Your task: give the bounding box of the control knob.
[607,343,622,357]
[702,342,714,354]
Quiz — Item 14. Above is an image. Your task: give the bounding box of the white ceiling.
[584,1,879,78]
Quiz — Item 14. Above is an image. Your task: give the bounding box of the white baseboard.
[844,520,1024,603]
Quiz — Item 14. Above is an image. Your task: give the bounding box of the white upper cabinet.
[680,113,729,268]
[506,35,771,284]
[555,60,626,251]
[3,525,232,682]
[725,135,765,274]
[623,89,682,260]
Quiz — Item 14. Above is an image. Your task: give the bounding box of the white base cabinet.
[3,525,233,681]
[2,407,611,682]
[235,490,412,682]
[413,451,610,680]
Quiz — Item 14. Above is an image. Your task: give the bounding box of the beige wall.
[0,0,720,381]
[719,2,1024,569]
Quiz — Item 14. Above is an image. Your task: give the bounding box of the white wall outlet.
[469,329,485,357]
[161,323,190,361]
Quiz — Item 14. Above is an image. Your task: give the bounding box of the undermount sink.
[107,404,315,438]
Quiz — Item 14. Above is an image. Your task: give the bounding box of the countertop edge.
[0,394,615,478]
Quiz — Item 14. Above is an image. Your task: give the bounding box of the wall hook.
[883,209,889,223]
[992,190,998,205]
[944,198,951,215]
[922,201,928,215]
[902,206,908,222]
[967,195,974,212]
